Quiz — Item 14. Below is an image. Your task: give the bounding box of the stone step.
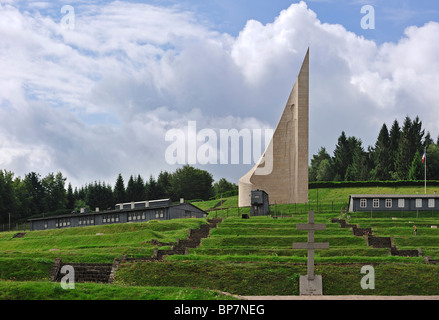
[366,236,393,248]
[54,262,113,283]
[390,247,422,257]
[352,226,373,236]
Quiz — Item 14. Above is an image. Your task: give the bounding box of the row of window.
[55,218,71,228]
[79,217,94,225]
[359,198,435,209]
[103,214,120,224]
[50,210,166,228]
[128,210,164,221]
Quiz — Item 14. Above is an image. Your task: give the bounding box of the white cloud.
[0,1,438,187]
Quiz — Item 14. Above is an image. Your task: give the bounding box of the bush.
[309,180,439,189]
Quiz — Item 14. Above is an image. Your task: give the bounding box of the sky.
[0,0,438,189]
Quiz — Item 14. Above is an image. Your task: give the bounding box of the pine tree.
[345,142,369,181]
[374,123,391,180]
[67,183,74,210]
[113,174,125,204]
[146,175,158,200]
[396,116,414,180]
[157,171,172,199]
[125,175,135,202]
[408,150,423,180]
[426,144,439,180]
[388,119,401,176]
[424,131,433,148]
[333,131,350,181]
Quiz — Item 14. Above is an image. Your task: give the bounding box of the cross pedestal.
[293,211,329,295]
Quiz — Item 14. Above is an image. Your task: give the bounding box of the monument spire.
[238,49,309,207]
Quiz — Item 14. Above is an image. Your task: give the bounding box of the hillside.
[193,185,439,217]
[2,185,439,298]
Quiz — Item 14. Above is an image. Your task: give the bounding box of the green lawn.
[3,186,439,298]
[0,280,236,300]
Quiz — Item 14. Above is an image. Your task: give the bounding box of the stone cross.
[293,211,329,294]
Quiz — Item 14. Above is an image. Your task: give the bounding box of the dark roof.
[28,202,207,222]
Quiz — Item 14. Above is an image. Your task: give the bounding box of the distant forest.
[310,115,439,182]
[0,165,237,225]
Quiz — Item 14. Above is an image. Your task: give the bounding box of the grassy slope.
[0,219,206,264]
[0,281,236,300]
[3,186,439,298]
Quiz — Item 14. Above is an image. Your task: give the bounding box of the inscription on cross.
[293,211,329,295]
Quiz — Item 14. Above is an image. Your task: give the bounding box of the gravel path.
[240,295,439,300]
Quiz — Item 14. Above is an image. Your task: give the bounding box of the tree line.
[0,165,237,225]
[310,115,439,182]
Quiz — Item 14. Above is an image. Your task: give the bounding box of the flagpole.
[424,147,427,194]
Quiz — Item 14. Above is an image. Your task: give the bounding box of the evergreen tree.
[213,178,238,195]
[157,171,172,199]
[113,174,126,204]
[41,172,67,212]
[23,172,45,215]
[133,174,146,201]
[125,175,135,202]
[374,123,391,180]
[408,150,423,180]
[146,175,158,200]
[67,183,74,210]
[309,147,332,181]
[344,142,369,181]
[410,116,425,153]
[424,131,434,148]
[388,119,401,176]
[316,159,335,181]
[396,116,414,180]
[333,131,350,181]
[396,116,425,180]
[426,143,439,180]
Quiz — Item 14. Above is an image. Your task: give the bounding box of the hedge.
[309,180,439,189]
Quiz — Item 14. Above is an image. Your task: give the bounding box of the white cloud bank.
[0,1,438,187]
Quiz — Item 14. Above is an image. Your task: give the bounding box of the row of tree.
[310,115,439,182]
[0,165,237,225]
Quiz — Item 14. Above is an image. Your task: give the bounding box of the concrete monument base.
[299,275,323,296]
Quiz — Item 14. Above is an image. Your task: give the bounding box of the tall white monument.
[238,49,309,207]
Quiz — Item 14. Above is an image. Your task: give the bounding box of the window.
[428,199,435,208]
[373,199,379,208]
[360,199,367,208]
[103,214,119,224]
[57,218,70,228]
[416,199,422,208]
[385,199,392,208]
[398,199,405,208]
[79,216,94,226]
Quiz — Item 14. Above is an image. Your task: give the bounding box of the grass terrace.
[2,185,439,298]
